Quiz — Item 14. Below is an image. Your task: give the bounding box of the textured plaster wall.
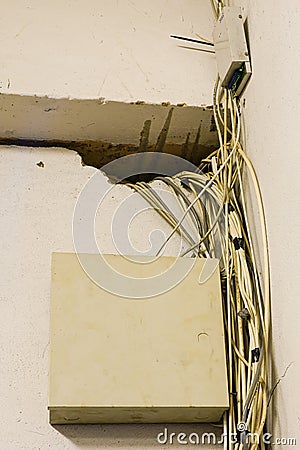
[1,0,300,449]
[0,2,221,448]
[0,0,217,148]
[0,146,221,450]
[232,0,300,446]
[0,0,215,105]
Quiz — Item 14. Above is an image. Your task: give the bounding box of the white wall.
[0,2,221,448]
[0,146,222,450]
[1,0,300,449]
[0,0,215,105]
[233,0,300,445]
[0,0,217,147]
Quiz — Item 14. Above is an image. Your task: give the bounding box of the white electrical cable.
[125,7,270,449]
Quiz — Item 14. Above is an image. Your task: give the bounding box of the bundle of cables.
[127,76,271,450]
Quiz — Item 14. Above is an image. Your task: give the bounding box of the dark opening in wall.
[0,97,219,182]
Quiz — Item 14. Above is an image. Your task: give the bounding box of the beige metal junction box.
[49,253,228,424]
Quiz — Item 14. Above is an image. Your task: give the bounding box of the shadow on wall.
[53,422,223,448]
[0,93,218,178]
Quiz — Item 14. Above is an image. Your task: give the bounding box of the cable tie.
[180,179,191,190]
[227,203,235,214]
[237,308,250,320]
[251,347,260,363]
[223,204,235,214]
[233,236,245,250]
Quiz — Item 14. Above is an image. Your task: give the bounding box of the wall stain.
[0,108,216,182]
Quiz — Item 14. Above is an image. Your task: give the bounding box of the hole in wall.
[0,137,216,183]
[0,100,218,182]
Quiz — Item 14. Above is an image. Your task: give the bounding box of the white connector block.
[213,7,251,96]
